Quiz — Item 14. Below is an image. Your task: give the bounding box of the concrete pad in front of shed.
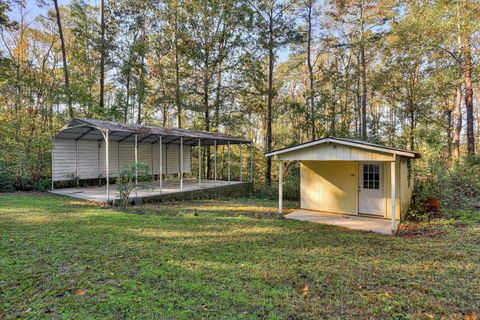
[285,209,393,235]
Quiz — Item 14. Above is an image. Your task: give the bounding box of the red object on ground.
[424,199,441,214]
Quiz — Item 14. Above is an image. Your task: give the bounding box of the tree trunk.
[99,0,105,111]
[53,0,73,118]
[214,60,222,132]
[265,12,274,186]
[174,10,182,128]
[360,40,367,139]
[204,53,211,178]
[359,2,367,140]
[137,21,146,124]
[464,39,475,156]
[446,101,453,160]
[409,103,415,151]
[356,50,361,137]
[124,72,130,123]
[306,1,315,141]
[453,83,462,161]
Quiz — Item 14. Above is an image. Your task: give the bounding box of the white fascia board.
[265,137,416,158]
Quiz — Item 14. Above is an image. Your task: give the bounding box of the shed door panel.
[359,162,385,216]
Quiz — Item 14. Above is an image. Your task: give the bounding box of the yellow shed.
[265,137,420,233]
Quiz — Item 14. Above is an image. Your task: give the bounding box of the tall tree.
[463,38,474,155]
[53,0,73,118]
[304,0,316,140]
[99,0,105,110]
[251,0,297,185]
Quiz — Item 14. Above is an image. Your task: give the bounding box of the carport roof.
[53,118,251,146]
[265,136,420,158]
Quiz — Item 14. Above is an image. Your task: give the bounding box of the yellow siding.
[400,158,413,219]
[279,143,395,161]
[300,161,357,214]
[384,159,401,220]
[299,157,413,221]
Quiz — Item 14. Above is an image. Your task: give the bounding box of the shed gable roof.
[265,137,420,159]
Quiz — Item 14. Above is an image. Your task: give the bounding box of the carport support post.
[214,139,217,184]
[391,159,397,234]
[105,130,109,202]
[278,159,283,214]
[134,134,138,186]
[239,142,243,182]
[51,137,55,190]
[159,136,163,192]
[250,143,253,182]
[198,139,202,186]
[180,137,183,190]
[227,141,231,181]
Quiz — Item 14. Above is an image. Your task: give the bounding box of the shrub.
[115,163,152,209]
[413,156,480,212]
[256,166,300,201]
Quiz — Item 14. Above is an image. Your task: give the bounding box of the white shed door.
[359,162,384,216]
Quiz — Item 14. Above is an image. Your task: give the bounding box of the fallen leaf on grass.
[384,292,392,299]
[134,297,142,302]
[302,285,309,297]
[75,289,86,296]
[424,313,434,319]
[464,313,479,320]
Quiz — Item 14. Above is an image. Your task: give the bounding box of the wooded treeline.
[1,0,479,207]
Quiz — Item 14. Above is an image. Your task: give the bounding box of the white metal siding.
[77,140,100,179]
[119,142,135,173]
[99,140,119,177]
[52,139,76,181]
[53,139,192,181]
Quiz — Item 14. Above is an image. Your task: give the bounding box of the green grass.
[1,194,479,319]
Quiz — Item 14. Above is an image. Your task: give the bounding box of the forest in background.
[1,0,479,211]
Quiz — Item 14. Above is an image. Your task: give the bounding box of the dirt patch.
[397,224,448,238]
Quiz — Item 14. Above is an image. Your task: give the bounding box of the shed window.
[363,164,380,189]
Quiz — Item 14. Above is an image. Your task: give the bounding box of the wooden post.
[180,137,183,190]
[278,160,283,214]
[391,159,397,234]
[159,136,163,193]
[227,141,231,181]
[198,139,202,187]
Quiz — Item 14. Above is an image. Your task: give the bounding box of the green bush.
[0,161,15,192]
[414,156,480,211]
[115,163,152,209]
[256,166,300,201]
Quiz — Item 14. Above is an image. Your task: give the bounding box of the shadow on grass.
[1,193,479,319]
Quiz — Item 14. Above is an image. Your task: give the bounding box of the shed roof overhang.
[53,118,251,146]
[265,137,420,160]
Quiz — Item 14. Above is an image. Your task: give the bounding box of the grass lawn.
[1,194,479,319]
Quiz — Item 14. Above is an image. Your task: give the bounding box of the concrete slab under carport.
[50,179,252,205]
[285,209,394,235]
